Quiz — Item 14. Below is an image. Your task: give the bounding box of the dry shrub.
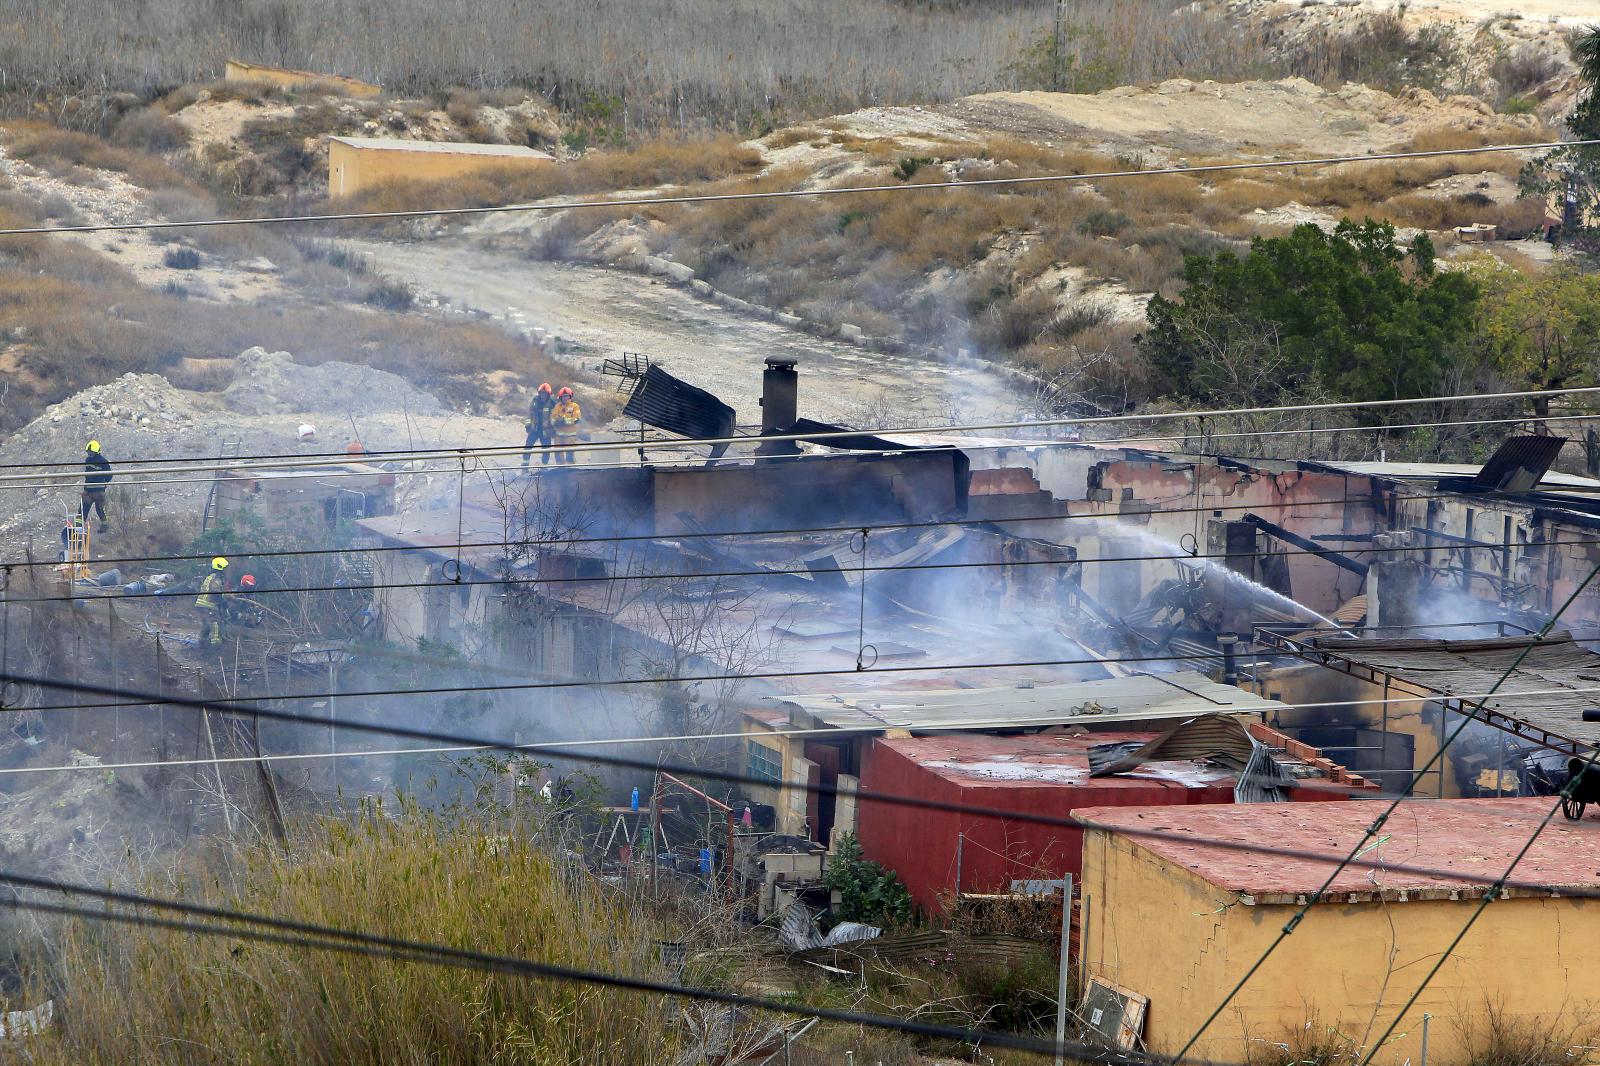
[108,108,191,154]
[3,126,198,192]
[1457,997,1600,1066]
[338,135,762,217]
[764,125,816,149]
[1244,1012,1361,1066]
[1211,179,1297,212]
[1103,172,1203,214]
[25,809,679,1065]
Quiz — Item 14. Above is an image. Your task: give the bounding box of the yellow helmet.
[211,557,229,571]
[86,441,100,453]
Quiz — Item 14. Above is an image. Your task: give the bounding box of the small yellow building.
[224,59,382,98]
[1077,798,1600,1065]
[327,137,555,198]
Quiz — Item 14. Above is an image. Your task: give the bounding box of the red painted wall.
[855,739,1342,916]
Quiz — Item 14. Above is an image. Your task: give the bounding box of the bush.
[1079,208,1132,237]
[362,278,415,311]
[892,155,935,181]
[824,833,912,928]
[161,246,201,269]
[25,808,679,1065]
[109,108,192,153]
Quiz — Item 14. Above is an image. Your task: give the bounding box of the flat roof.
[880,731,1242,790]
[1295,633,1600,749]
[1075,797,1600,903]
[1309,460,1600,492]
[772,671,1293,732]
[328,136,554,159]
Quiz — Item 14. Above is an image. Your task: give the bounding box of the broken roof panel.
[1075,797,1600,903]
[1289,632,1600,750]
[772,671,1292,732]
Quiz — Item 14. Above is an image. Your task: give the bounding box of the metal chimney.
[759,356,798,434]
[757,356,799,455]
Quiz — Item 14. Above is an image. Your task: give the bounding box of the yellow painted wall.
[225,59,381,97]
[328,139,552,199]
[740,719,796,830]
[1257,663,1461,797]
[1081,830,1600,1064]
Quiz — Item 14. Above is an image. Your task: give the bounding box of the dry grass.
[1,124,200,193]
[0,227,590,432]
[23,807,680,1065]
[340,135,763,218]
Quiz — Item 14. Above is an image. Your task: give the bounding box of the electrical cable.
[14,404,1600,497]
[4,478,1584,574]
[1355,737,1600,1062]
[1,384,1594,487]
[0,138,1585,239]
[0,872,1137,1061]
[6,662,1599,840]
[0,677,1586,778]
[1170,555,1600,1062]
[13,404,1591,475]
[7,527,1596,608]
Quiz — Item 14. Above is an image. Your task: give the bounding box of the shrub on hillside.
[26,809,680,1064]
[110,108,192,153]
[161,246,201,269]
[1142,219,1480,417]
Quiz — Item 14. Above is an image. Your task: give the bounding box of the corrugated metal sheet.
[623,365,736,441]
[1307,632,1600,746]
[773,671,1291,732]
[1470,434,1568,493]
[1088,713,1256,776]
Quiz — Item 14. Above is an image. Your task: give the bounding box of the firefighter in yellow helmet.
[196,556,229,648]
[551,387,582,465]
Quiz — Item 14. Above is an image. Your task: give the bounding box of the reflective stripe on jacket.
[196,573,224,608]
[552,401,582,436]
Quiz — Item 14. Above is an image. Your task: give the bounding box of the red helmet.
[240,575,256,589]
[558,387,573,399]
[538,382,553,394]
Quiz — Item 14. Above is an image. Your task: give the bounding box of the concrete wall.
[1080,829,1600,1065]
[328,139,552,198]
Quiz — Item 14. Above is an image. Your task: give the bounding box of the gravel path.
[350,239,1026,427]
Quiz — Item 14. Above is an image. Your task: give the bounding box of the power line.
[0,871,1130,1061]
[2,385,1594,487]
[6,527,1592,610]
[17,405,1590,475]
[4,677,1589,778]
[0,481,1575,575]
[0,139,1583,239]
[1170,555,1600,1062]
[7,662,1599,839]
[1356,742,1600,1062]
[14,405,1600,498]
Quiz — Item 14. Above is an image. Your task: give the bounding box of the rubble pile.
[222,347,445,416]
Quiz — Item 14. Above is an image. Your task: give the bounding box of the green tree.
[1464,258,1600,418]
[1140,220,1480,419]
[1519,25,1600,244]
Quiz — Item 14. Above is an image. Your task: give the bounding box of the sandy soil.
[0,146,284,303]
[349,239,1028,426]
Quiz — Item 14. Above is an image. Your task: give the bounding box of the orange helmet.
[558,387,573,399]
[538,382,553,394]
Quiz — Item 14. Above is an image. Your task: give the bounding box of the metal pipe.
[1054,874,1074,1066]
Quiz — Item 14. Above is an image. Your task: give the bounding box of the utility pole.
[1053,0,1069,92]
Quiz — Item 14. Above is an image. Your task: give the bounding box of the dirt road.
[350,239,1025,427]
